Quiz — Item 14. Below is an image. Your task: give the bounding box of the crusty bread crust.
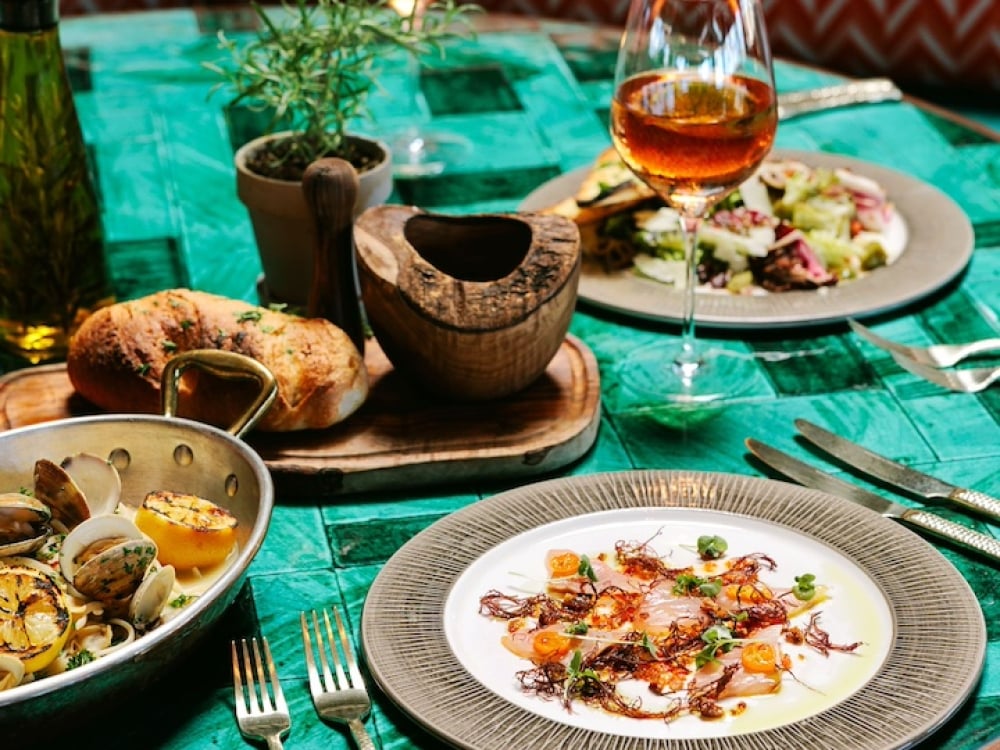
[66,289,369,432]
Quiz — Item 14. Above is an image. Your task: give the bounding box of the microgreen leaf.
[695,624,736,668]
[697,535,728,560]
[792,573,817,601]
[577,554,597,583]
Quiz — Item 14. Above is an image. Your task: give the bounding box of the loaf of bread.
[66,289,369,432]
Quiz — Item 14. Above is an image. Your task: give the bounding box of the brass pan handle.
[160,350,278,437]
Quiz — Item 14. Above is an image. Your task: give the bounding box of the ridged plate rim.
[361,469,985,750]
[519,150,974,329]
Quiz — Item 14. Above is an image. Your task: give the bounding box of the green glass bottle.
[0,0,114,363]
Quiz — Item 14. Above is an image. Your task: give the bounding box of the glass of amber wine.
[611,0,777,403]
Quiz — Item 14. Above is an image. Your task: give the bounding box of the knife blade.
[776,77,903,121]
[794,418,1000,523]
[745,438,1000,565]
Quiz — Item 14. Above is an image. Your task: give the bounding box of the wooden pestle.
[303,158,366,354]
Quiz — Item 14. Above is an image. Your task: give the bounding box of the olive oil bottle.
[0,0,114,363]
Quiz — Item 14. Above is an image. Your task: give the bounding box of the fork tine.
[301,611,324,695]
[321,608,349,688]
[892,352,1000,392]
[240,638,263,714]
[266,638,289,713]
[332,606,365,688]
[251,637,274,713]
[257,636,287,713]
[231,640,248,719]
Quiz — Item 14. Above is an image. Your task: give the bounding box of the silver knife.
[745,438,1000,565]
[794,419,1000,523]
[777,77,903,121]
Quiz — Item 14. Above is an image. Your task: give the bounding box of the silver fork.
[893,353,1000,393]
[849,319,1000,368]
[231,637,291,750]
[301,607,376,750]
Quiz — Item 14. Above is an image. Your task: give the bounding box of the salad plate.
[520,150,974,328]
[361,470,985,750]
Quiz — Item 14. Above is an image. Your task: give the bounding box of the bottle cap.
[0,0,59,31]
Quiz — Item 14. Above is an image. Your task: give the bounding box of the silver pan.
[0,350,277,733]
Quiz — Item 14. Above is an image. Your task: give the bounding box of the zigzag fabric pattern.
[60,0,1000,93]
[762,0,1000,92]
[474,0,1000,92]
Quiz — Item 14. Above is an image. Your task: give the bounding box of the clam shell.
[0,493,52,558]
[129,564,176,632]
[34,459,90,529]
[59,453,122,518]
[59,516,157,602]
[0,654,25,691]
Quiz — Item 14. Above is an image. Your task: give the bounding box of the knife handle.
[777,78,902,120]
[948,487,1000,523]
[901,508,1000,564]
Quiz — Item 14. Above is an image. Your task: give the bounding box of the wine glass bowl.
[610,0,777,402]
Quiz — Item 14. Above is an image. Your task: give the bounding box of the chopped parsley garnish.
[237,310,263,323]
[161,340,178,352]
[66,650,97,670]
[565,621,589,635]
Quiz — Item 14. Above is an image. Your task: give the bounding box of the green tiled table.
[4,7,1000,749]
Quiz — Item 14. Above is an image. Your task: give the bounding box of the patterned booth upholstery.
[472,0,1000,95]
[59,0,1000,95]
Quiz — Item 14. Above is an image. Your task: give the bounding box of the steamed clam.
[59,515,159,613]
[0,493,52,557]
[0,449,236,691]
[33,453,121,530]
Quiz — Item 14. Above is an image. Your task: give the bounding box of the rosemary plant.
[205,0,477,180]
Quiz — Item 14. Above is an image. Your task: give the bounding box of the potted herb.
[205,0,477,307]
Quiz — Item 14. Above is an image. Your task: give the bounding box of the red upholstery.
[59,0,1000,93]
[472,0,1000,93]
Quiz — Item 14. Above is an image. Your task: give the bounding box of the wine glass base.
[618,341,762,406]
[391,128,471,178]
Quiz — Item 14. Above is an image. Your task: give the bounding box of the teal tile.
[249,504,332,575]
[933,694,1000,750]
[422,65,522,115]
[552,31,617,83]
[754,334,877,395]
[64,47,93,92]
[107,237,188,299]
[250,569,342,677]
[975,220,1000,248]
[395,164,561,208]
[329,513,451,566]
[922,110,998,147]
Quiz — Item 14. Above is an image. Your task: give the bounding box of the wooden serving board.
[0,335,601,499]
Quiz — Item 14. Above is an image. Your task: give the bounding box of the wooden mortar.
[354,206,581,400]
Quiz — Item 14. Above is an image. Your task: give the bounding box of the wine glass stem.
[676,213,702,379]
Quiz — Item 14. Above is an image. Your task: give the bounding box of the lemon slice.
[134,491,238,570]
[0,564,72,673]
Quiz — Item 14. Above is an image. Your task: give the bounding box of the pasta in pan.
[0,453,237,691]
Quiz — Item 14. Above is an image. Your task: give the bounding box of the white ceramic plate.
[519,150,974,329]
[361,470,985,750]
